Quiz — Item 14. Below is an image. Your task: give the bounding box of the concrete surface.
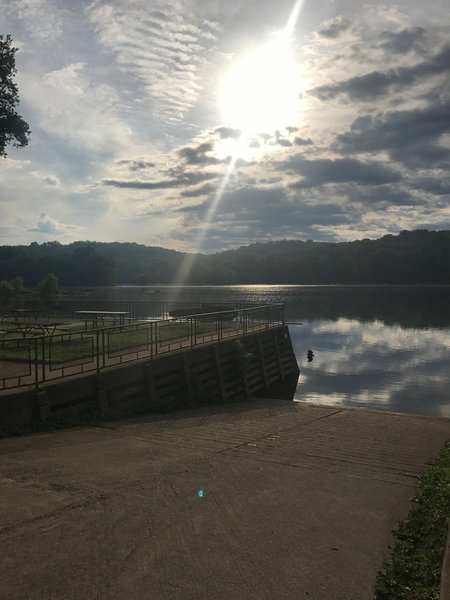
[1,399,449,600]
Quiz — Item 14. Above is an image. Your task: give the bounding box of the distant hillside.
[0,230,449,286]
[208,229,450,284]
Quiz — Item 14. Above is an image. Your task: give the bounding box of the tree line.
[0,230,449,287]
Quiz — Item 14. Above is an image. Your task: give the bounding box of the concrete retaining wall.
[0,326,299,434]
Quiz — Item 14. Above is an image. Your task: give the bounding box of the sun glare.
[172,1,304,294]
[220,41,301,137]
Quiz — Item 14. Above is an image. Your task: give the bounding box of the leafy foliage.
[0,279,14,298]
[375,443,450,599]
[38,272,60,296]
[0,230,449,286]
[0,35,30,157]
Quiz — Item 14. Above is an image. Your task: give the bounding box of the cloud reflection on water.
[291,318,450,417]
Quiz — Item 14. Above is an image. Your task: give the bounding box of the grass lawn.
[0,320,224,363]
[375,442,450,599]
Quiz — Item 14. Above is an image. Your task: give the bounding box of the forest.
[0,229,449,287]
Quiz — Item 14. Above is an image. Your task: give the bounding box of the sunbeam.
[171,1,303,295]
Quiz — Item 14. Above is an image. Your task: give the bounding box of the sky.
[1,0,449,252]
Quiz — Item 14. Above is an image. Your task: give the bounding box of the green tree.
[10,275,24,293]
[0,279,14,298]
[38,273,60,297]
[0,34,30,157]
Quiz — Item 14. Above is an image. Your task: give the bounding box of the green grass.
[375,442,450,599]
[0,320,220,364]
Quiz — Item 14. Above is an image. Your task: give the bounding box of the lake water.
[78,285,450,418]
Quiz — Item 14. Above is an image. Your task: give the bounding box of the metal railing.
[6,299,260,320]
[0,304,284,390]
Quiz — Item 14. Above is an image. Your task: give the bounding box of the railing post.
[34,337,39,388]
[41,336,46,383]
[96,329,100,372]
[155,321,159,356]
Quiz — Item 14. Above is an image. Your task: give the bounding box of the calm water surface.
[83,285,450,418]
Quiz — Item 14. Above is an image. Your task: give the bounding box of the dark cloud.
[259,177,282,184]
[172,187,350,251]
[409,178,450,196]
[276,138,292,147]
[177,187,350,234]
[180,183,216,197]
[391,142,450,169]
[378,27,426,55]
[310,44,450,101]
[317,15,352,39]
[178,142,220,165]
[273,131,298,147]
[282,157,402,188]
[294,137,313,146]
[103,179,177,190]
[43,176,59,186]
[214,126,241,139]
[103,171,218,190]
[117,159,156,171]
[336,99,450,167]
[345,183,423,207]
[173,194,348,249]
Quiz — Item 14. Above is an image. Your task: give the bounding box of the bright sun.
[219,41,301,137]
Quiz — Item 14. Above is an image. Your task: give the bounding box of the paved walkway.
[1,400,449,600]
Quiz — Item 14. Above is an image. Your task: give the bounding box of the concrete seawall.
[0,325,299,434]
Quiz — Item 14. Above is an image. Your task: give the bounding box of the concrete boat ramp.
[1,400,449,600]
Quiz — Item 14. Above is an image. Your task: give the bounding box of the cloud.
[87,1,219,125]
[30,171,60,187]
[275,138,292,147]
[117,159,156,171]
[409,178,450,196]
[392,143,450,170]
[310,44,450,101]
[336,99,450,167]
[28,213,81,235]
[214,126,242,139]
[180,183,216,197]
[378,26,427,55]
[178,142,221,165]
[316,15,352,39]
[294,137,313,146]
[344,183,423,207]
[0,0,63,43]
[2,0,450,252]
[282,157,402,188]
[44,176,59,186]
[20,61,133,157]
[174,185,352,250]
[103,170,218,190]
[103,179,178,190]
